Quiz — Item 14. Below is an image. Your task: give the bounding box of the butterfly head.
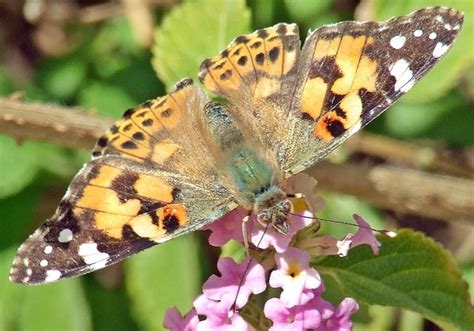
[254,187,293,234]
[256,199,293,234]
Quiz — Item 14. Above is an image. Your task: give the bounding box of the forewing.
[198,23,301,155]
[10,80,236,284]
[282,7,463,174]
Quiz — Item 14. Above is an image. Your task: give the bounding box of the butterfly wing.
[282,7,463,175]
[10,79,237,284]
[198,23,302,163]
[198,7,463,177]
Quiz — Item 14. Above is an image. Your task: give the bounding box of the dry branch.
[0,98,112,149]
[310,161,474,225]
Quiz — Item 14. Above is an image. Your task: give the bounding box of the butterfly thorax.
[201,102,290,232]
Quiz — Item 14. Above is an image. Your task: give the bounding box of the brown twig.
[310,161,474,225]
[351,132,474,179]
[0,97,113,149]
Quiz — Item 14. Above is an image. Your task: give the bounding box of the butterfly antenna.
[230,221,270,313]
[287,212,396,237]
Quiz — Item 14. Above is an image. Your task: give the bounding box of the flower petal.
[203,257,265,309]
[163,307,199,331]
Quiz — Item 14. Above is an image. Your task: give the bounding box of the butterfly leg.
[241,211,252,257]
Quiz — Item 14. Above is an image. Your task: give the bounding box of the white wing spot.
[429,32,437,40]
[433,42,449,58]
[78,243,110,266]
[22,276,30,283]
[23,258,29,266]
[58,228,73,243]
[413,29,423,37]
[390,35,406,49]
[45,270,62,282]
[40,259,48,267]
[44,245,53,254]
[435,15,444,23]
[453,24,460,30]
[26,268,32,276]
[444,23,452,30]
[389,58,414,92]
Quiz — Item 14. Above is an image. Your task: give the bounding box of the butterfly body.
[10,7,463,284]
[200,101,291,232]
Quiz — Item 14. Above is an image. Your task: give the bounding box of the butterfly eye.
[280,200,292,213]
[257,212,271,224]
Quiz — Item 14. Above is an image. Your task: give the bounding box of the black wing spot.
[121,141,138,149]
[269,47,280,63]
[161,108,173,118]
[163,215,180,233]
[220,70,233,81]
[257,29,269,39]
[250,41,262,49]
[326,118,346,137]
[237,56,248,66]
[142,119,153,127]
[97,137,108,147]
[132,132,145,141]
[255,53,265,65]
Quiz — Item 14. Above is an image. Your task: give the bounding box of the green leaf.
[78,81,137,117]
[315,230,474,330]
[36,55,87,100]
[250,0,278,28]
[383,91,465,138]
[285,0,333,24]
[126,234,203,330]
[19,280,92,331]
[90,18,141,78]
[373,0,474,103]
[0,186,41,250]
[0,136,39,198]
[152,0,251,88]
[110,55,166,102]
[0,248,25,331]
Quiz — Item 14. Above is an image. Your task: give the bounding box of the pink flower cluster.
[163,174,383,330]
[164,246,359,330]
[265,248,358,330]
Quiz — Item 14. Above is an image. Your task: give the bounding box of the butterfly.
[10,7,463,284]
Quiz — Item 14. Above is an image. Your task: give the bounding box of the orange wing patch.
[91,79,199,164]
[298,32,378,140]
[128,204,188,241]
[199,23,300,100]
[73,162,182,240]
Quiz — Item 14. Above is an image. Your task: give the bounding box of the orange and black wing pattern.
[284,7,463,174]
[10,80,236,284]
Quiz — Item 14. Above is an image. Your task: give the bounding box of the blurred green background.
[0,0,473,330]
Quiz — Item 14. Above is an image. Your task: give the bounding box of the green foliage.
[152,0,251,88]
[316,230,474,330]
[126,235,203,330]
[78,81,137,117]
[0,248,92,331]
[0,137,39,198]
[35,55,87,100]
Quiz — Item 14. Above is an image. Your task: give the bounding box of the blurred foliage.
[0,0,473,330]
[317,230,474,330]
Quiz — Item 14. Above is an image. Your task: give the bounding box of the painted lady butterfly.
[10,7,463,284]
